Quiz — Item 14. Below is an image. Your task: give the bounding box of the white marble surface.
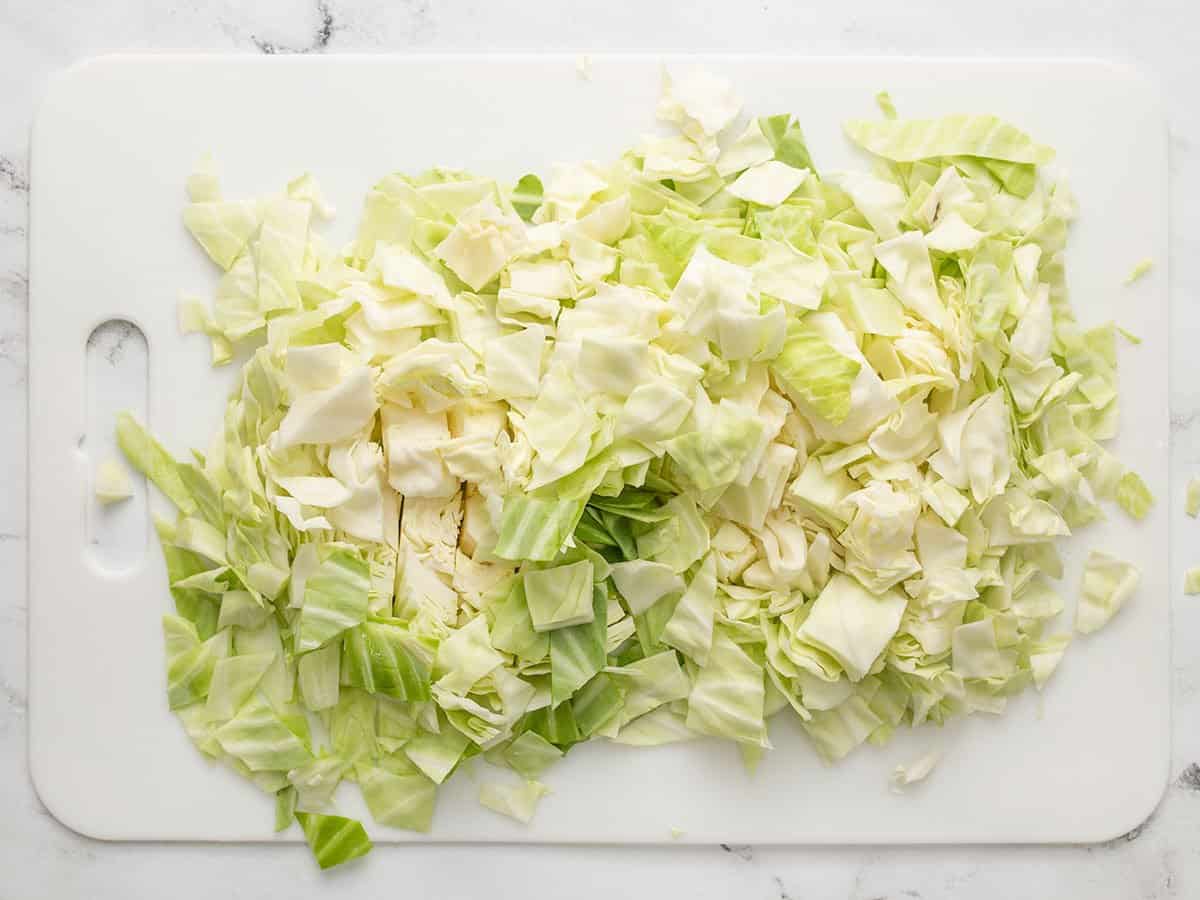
[3,1,1200,897]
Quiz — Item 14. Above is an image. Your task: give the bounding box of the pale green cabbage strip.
[1125,258,1154,284]
[122,69,1151,869]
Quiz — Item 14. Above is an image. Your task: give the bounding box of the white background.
[3,1,1200,898]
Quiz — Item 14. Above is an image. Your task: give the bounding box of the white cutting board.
[28,55,1169,844]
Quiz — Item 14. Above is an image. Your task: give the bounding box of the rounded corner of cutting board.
[28,747,116,843]
[1087,58,1167,114]
[34,56,117,125]
[1080,757,1171,845]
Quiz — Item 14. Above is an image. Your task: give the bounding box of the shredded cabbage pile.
[119,69,1151,868]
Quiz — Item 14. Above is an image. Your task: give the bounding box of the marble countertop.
[3,1,1199,897]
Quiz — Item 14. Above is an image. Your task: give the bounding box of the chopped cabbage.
[875,91,898,119]
[1076,552,1140,634]
[94,459,133,504]
[478,778,549,823]
[1124,258,1153,284]
[121,68,1151,868]
[889,749,940,792]
[1185,568,1200,595]
[293,812,373,870]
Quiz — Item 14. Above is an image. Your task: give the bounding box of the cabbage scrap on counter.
[119,69,1151,868]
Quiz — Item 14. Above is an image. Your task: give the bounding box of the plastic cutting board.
[28,54,1169,844]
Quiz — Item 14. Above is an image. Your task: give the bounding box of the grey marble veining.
[3,1,1200,897]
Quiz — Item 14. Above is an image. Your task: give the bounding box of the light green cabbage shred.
[123,68,1152,869]
[1124,258,1153,284]
[94,458,134,504]
[1076,552,1140,634]
[1185,567,1200,596]
[1186,478,1200,518]
[478,778,549,824]
[1115,472,1153,520]
[294,812,373,870]
[875,91,898,120]
[889,748,940,792]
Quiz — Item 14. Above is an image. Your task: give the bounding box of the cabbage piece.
[663,401,766,493]
[1029,634,1071,689]
[617,380,694,444]
[753,242,828,312]
[667,245,782,361]
[115,413,196,514]
[275,364,378,450]
[186,154,222,203]
[523,560,595,632]
[205,653,274,722]
[929,392,1012,504]
[1124,258,1153,284]
[218,588,272,628]
[844,115,1055,164]
[183,198,259,270]
[434,616,505,695]
[572,672,624,736]
[1076,552,1139,634]
[295,812,373,870]
[379,339,485,407]
[487,578,549,662]
[342,620,435,700]
[771,320,861,425]
[163,615,228,709]
[609,560,686,615]
[214,694,312,772]
[925,212,985,252]
[297,641,341,711]
[890,749,940,792]
[325,442,397,546]
[635,495,710,573]
[1184,568,1200,596]
[493,496,586,562]
[717,121,775,176]
[1187,478,1200,518]
[255,196,310,314]
[233,619,292,707]
[685,629,767,747]
[275,786,297,831]
[484,325,545,399]
[657,66,741,143]
[780,312,896,442]
[801,694,881,763]
[796,575,908,682]
[435,198,526,291]
[951,618,1017,680]
[94,459,133,504]
[612,705,697,746]
[358,764,437,833]
[502,731,563,778]
[727,161,809,207]
[403,723,470,784]
[824,171,905,240]
[759,113,814,169]
[549,586,607,705]
[874,232,945,331]
[662,553,718,665]
[511,174,544,221]
[607,649,690,723]
[296,547,370,653]
[479,778,549,824]
[1115,472,1153,520]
